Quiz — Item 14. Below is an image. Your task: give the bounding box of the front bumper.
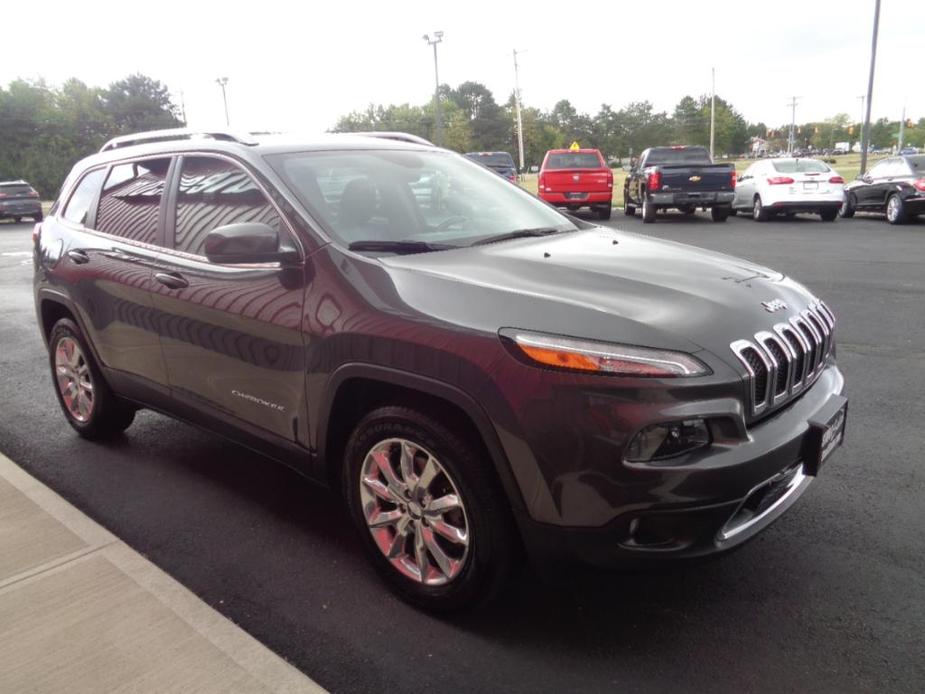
[650,191,735,206]
[515,363,846,567]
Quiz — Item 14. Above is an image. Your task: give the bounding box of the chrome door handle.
[154,272,189,290]
[66,249,90,264]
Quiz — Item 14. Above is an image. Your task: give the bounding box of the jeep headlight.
[503,330,711,378]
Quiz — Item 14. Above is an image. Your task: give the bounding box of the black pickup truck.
[624,146,737,223]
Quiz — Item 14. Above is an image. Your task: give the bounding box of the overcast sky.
[5,0,921,134]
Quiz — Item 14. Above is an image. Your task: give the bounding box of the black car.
[34,128,847,611]
[841,154,925,224]
[464,151,517,182]
[0,179,43,223]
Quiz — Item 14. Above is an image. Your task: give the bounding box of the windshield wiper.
[471,227,564,246]
[347,240,457,255]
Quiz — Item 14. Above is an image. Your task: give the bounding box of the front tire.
[839,194,856,218]
[48,318,135,439]
[642,197,656,224]
[711,205,730,222]
[820,208,838,222]
[595,204,612,221]
[886,194,907,225]
[34,212,44,222]
[343,406,517,611]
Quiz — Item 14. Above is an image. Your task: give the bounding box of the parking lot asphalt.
[1,212,924,693]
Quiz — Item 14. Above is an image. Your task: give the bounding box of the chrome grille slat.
[731,302,836,417]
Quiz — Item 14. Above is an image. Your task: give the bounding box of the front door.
[150,155,308,442]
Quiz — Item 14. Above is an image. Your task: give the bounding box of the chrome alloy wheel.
[886,195,900,222]
[359,438,470,586]
[54,336,94,422]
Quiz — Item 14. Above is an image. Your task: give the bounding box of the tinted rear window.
[0,184,34,196]
[544,153,602,170]
[643,147,712,165]
[466,153,515,168]
[771,160,830,173]
[906,155,925,171]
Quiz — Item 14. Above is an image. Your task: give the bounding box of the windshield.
[544,153,603,170]
[0,184,35,196]
[643,147,712,165]
[267,149,576,249]
[771,159,830,173]
[465,152,515,168]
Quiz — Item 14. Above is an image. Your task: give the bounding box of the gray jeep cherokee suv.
[34,128,847,610]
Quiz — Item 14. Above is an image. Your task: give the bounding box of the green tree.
[104,74,181,134]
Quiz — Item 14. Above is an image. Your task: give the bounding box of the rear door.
[150,154,307,442]
[734,162,759,208]
[57,158,172,390]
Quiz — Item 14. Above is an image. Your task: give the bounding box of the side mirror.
[859,174,872,183]
[204,222,299,265]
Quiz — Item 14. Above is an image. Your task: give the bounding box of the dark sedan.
[841,154,925,224]
[0,180,43,223]
[464,151,517,182]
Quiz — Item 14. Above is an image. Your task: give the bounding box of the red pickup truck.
[537,148,613,220]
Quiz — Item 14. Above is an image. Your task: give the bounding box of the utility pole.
[422,32,444,147]
[513,49,526,174]
[787,96,800,154]
[709,67,715,160]
[178,89,187,126]
[860,0,881,174]
[215,77,230,127]
[898,103,906,151]
[856,94,865,150]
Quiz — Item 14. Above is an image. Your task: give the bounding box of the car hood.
[380,228,819,362]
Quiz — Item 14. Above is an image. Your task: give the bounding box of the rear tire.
[595,204,612,221]
[820,208,838,222]
[33,212,44,222]
[624,204,636,217]
[839,194,856,218]
[642,197,656,224]
[343,406,518,611]
[886,194,907,225]
[711,206,730,222]
[13,217,21,224]
[48,318,136,439]
[752,195,769,222]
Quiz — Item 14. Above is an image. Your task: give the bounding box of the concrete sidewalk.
[0,452,325,694]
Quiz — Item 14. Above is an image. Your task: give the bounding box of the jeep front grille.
[730,301,835,417]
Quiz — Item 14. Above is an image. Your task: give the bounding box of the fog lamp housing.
[625,419,711,462]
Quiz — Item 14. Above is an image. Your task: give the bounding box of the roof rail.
[349,131,435,147]
[99,128,259,153]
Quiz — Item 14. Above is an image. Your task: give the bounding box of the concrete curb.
[0,452,325,693]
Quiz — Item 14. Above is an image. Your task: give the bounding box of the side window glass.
[869,161,889,178]
[62,169,106,225]
[174,157,281,256]
[95,158,171,243]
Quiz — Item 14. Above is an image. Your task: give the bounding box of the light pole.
[215,77,230,127]
[859,0,881,174]
[709,67,715,160]
[422,32,444,147]
[787,96,800,154]
[513,49,526,174]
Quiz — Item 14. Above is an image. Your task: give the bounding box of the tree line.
[2,74,922,197]
[334,81,924,168]
[0,75,181,196]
